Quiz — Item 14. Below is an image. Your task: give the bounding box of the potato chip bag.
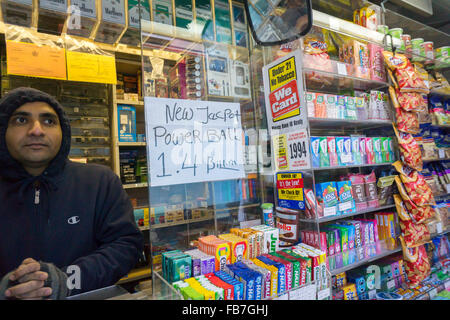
[394,194,412,221]
[399,238,431,287]
[383,51,429,94]
[389,86,420,134]
[393,125,422,171]
[396,91,427,113]
[392,161,435,207]
[399,219,430,248]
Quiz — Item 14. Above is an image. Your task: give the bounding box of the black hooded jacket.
[0,87,144,296]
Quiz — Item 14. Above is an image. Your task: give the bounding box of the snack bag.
[364,171,379,208]
[303,35,334,76]
[389,86,420,134]
[393,125,423,171]
[394,176,436,224]
[383,51,429,94]
[399,239,431,287]
[394,194,412,221]
[377,175,396,205]
[399,219,430,248]
[396,90,427,113]
[392,161,435,207]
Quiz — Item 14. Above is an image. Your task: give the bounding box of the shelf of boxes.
[299,204,396,224]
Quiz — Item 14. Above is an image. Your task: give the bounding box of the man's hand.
[5,258,52,300]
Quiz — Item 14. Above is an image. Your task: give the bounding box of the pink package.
[368,43,386,82]
[359,137,367,164]
[320,232,328,253]
[364,171,379,208]
[357,219,377,243]
[365,138,375,164]
[348,173,368,211]
[327,137,338,167]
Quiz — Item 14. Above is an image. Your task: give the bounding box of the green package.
[162,250,182,280]
[281,249,312,284]
[319,137,330,167]
[181,286,204,300]
[170,255,192,282]
[270,252,301,289]
[372,137,383,164]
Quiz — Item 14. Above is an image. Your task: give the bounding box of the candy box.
[319,136,330,167]
[356,96,368,120]
[275,251,303,288]
[365,137,375,164]
[373,137,383,164]
[218,234,248,263]
[169,254,192,282]
[242,260,271,299]
[359,137,368,164]
[316,181,338,216]
[345,96,358,120]
[381,137,390,163]
[266,253,295,291]
[251,258,278,297]
[333,272,347,289]
[337,180,356,215]
[281,249,312,285]
[368,43,386,82]
[351,136,362,165]
[347,272,366,295]
[337,95,346,119]
[234,262,263,300]
[256,255,286,295]
[337,136,353,165]
[327,136,338,167]
[310,136,321,168]
[314,92,327,118]
[342,283,359,300]
[325,94,338,119]
[306,92,316,118]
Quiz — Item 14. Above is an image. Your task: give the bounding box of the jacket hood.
[0,87,71,182]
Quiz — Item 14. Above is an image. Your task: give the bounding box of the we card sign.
[263,50,307,134]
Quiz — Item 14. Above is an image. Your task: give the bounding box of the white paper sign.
[262,50,307,134]
[145,97,245,187]
[272,129,311,171]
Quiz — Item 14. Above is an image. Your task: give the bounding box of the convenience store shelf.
[303,67,389,93]
[116,99,145,106]
[118,142,147,147]
[299,204,395,224]
[117,266,152,284]
[150,215,214,229]
[330,245,402,276]
[123,182,148,189]
[309,118,392,130]
[312,162,394,171]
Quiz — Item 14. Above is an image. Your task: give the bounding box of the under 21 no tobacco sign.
[263,50,307,134]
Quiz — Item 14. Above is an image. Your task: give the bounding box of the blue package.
[311,137,320,168]
[336,180,356,215]
[256,255,286,295]
[214,271,244,300]
[117,105,137,142]
[235,262,262,300]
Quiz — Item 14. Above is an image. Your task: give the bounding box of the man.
[0,87,144,299]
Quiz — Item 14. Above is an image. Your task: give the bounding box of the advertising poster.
[272,129,311,171]
[262,50,307,133]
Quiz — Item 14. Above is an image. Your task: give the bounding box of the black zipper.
[34,180,42,260]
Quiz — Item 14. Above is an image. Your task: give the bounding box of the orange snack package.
[393,125,423,171]
[392,161,435,207]
[389,86,420,134]
[399,219,430,248]
[400,238,431,287]
[383,51,429,94]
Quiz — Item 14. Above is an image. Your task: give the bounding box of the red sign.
[269,80,300,121]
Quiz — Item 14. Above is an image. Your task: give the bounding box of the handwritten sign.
[145,97,245,187]
[263,50,307,133]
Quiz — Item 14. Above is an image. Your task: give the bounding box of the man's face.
[5,102,62,175]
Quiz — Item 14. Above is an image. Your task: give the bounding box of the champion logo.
[68,216,80,225]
